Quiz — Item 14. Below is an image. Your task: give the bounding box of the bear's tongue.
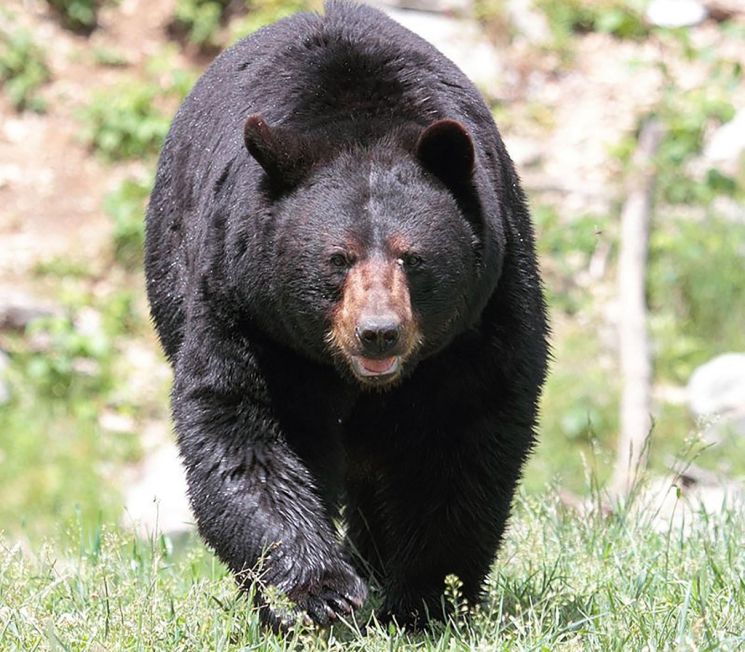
[359,357,397,375]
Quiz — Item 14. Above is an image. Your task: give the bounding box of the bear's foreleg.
[172,334,367,628]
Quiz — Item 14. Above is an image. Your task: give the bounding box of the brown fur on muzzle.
[327,258,421,381]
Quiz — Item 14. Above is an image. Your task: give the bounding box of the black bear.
[145,0,548,629]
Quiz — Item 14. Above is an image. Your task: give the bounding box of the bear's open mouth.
[351,355,401,379]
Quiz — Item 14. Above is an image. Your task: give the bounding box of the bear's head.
[244,115,493,388]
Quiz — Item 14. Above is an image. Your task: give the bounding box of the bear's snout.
[328,257,420,385]
[355,316,401,356]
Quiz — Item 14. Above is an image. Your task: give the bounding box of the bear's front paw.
[286,560,368,627]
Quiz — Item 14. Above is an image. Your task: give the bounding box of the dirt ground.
[0,0,184,301]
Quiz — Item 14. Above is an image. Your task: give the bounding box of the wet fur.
[145,0,549,629]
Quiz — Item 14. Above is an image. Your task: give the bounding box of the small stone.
[123,442,194,537]
[0,304,58,331]
[646,0,708,27]
[704,109,745,178]
[99,409,136,434]
[688,353,745,441]
[688,353,745,418]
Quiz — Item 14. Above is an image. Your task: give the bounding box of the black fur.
[145,0,549,628]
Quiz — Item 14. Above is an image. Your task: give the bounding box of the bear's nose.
[355,317,401,355]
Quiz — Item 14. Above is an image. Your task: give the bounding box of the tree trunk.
[610,118,664,499]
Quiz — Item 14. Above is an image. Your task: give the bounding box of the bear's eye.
[329,253,351,269]
[399,253,423,269]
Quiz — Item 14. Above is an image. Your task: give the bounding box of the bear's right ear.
[416,119,475,190]
[244,114,310,188]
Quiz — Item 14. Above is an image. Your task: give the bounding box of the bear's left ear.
[244,114,311,188]
[416,119,475,189]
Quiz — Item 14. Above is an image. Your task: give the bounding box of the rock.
[368,0,473,15]
[507,0,551,44]
[704,109,745,179]
[503,135,544,168]
[0,302,59,331]
[633,474,745,535]
[123,441,194,538]
[0,289,60,332]
[688,353,745,441]
[0,164,22,191]
[646,0,708,27]
[688,353,745,418]
[704,0,745,21]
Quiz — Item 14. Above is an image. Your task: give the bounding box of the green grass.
[1,490,744,650]
[0,403,121,541]
[0,267,154,541]
[649,214,745,384]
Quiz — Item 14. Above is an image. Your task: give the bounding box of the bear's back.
[177,1,491,147]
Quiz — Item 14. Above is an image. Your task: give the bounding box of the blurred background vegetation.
[0,0,744,547]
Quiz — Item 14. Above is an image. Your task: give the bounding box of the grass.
[1,488,744,650]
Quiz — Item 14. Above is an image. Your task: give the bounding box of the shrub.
[0,22,51,113]
[104,176,153,269]
[229,0,312,42]
[654,87,737,205]
[169,0,234,51]
[535,0,647,52]
[80,82,171,160]
[22,314,112,401]
[44,0,102,34]
[648,215,745,383]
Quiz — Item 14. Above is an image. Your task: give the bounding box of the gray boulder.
[688,353,745,441]
[123,441,194,538]
[704,109,745,180]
